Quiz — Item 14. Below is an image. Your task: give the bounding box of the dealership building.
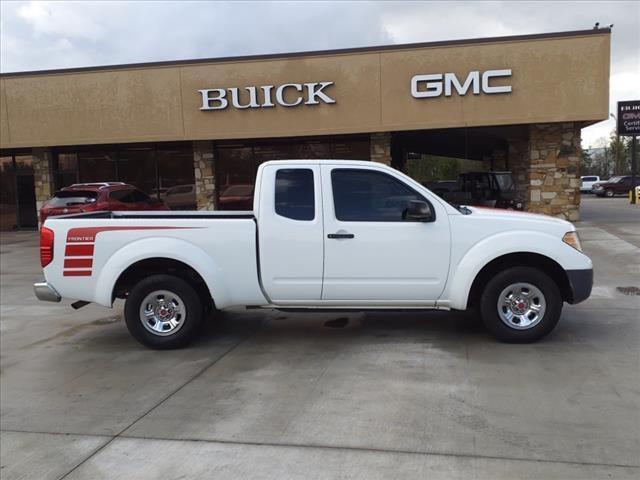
[0,28,610,230]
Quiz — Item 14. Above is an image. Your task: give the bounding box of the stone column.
[193,140,216,211]
[508,137,531,209]
[370,132,392,165]
[528,123,581,221]
[32,147,55,224]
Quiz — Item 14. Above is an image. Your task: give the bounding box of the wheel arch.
[466,252,572,310]
[92,237,230,308]
[113,258,215,311]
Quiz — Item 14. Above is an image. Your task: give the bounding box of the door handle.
[328,232,355,239]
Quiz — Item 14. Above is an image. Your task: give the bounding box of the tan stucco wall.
[0,32,610,149]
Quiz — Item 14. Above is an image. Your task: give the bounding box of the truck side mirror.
[404,200,434,222]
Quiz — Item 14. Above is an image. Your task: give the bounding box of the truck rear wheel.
[124,274,203,349]
[479,267,562,343]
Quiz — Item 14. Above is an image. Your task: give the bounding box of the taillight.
[40,227,54,268]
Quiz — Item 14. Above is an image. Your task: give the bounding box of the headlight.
[562,231,582,252]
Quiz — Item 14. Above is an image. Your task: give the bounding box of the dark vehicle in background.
[39,182,167,223]
[427,180,458,196]
[426,171,524,210]
[218,184,254,210]
[592,176,640,197]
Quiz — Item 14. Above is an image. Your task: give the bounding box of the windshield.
[607,176,624,183]
[47,191,98,207]
[494,173,516,191]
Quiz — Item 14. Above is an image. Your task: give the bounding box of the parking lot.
[1,196,638,479]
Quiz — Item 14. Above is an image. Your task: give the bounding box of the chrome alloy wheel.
[139,290,186,336]
[497,282,546,330]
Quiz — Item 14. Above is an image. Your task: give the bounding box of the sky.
[1,0,638,148]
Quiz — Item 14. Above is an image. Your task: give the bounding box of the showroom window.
[53,143,195,209]
[216,134,369,210]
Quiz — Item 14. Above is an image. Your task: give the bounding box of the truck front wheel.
[124,274,203,349]
[479,267,562,343]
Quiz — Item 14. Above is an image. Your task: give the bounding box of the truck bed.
[41,211,267,309]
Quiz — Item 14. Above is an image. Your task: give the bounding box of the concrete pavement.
[1,199,638,479]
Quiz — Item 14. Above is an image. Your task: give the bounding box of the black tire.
[124,274,203,349]
[605,189,615,198]
[479,267,562,343]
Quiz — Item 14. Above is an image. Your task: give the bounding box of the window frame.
[330,168,435,223]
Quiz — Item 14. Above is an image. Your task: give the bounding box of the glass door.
[0,153,37,230]
[0,155,18,230]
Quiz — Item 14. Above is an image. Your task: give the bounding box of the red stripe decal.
[65,244,94,256]
[66,226,193,243]
[63,270,92,277]
[64,258,93,268]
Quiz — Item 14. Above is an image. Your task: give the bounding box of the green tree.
[580,149,594,175]
[609,131,629,175]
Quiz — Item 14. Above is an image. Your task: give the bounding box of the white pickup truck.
[35,160,593,349]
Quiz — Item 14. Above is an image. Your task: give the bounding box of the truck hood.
[465,206,574,233]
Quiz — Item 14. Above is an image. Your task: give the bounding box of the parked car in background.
[39,183,167,223]
[592,176,640,197]
[218,184,254,210]
[580,175,600,193]
[164,184,196,210]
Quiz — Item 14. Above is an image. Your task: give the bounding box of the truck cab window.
[331,169,425,221]
[275,169,315,220]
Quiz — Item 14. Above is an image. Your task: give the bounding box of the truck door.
[257,165,324,302]
[321,165,450,304]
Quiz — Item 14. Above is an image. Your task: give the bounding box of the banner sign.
[617,100,640,136]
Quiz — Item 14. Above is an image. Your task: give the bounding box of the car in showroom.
[426,171,524,210]
[39,182,168,223]
[218,184,255,210]
[591,176,640,197]
[164,184,197,210]
[580,175,600,193]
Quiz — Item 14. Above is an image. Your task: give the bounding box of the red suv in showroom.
[39,182,168,223]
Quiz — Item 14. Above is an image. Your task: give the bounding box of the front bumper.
[34,282,61,303]
[566,269,593,304]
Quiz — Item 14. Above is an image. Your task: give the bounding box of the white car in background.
[580,175,600,193]
[164,184,196,210]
